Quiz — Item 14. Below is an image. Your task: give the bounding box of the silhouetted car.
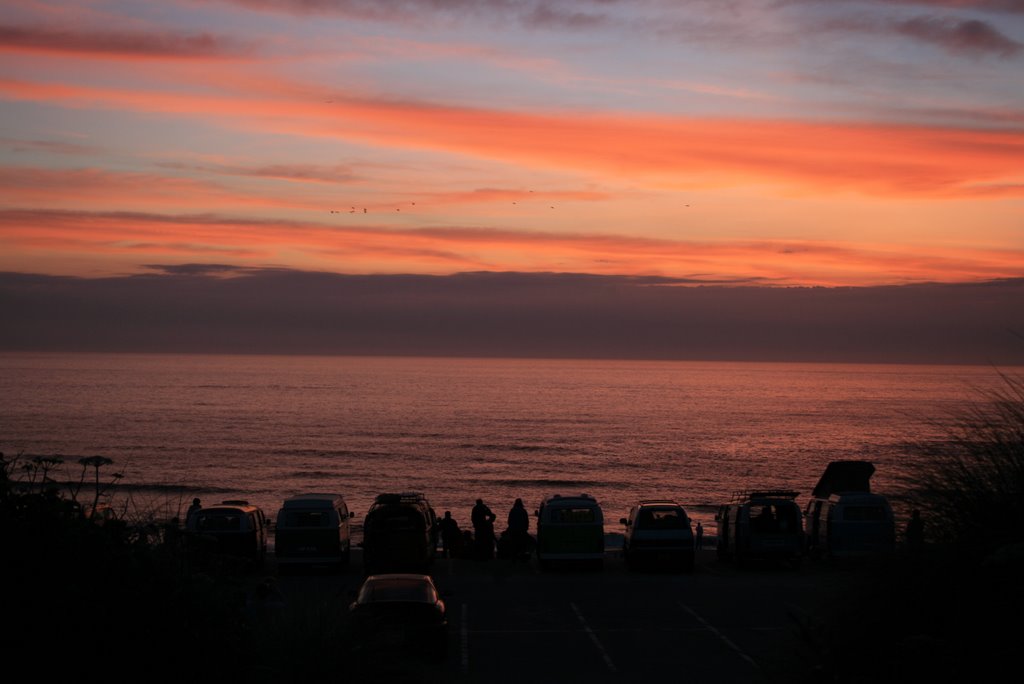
[186,499,268,563]
[620,500,695,572]
[349,573,447,661]
[804,461,895,559]
[716,490,804,568]
[274,493,354,570]
[535,493,605,570]
[362,492,438,573]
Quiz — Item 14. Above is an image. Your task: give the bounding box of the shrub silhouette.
[0,453,248,678]
[796,371,1024,683]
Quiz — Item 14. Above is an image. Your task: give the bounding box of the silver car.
[620,500,695,572]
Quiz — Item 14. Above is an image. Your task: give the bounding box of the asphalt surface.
[258,547,862,684]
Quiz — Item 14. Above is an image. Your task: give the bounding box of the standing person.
[471,498,496,560]
[905,509,925,552]
[695,521,704,551]
[506,498,531,558]
[439,511,461,558]
[186,498,201,522]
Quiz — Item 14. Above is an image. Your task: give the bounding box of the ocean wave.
[459,443,581,454]
[490,478,605,489]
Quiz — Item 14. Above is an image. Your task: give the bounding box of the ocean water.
[0,352,1012,535]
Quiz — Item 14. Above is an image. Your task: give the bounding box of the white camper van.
[804,461,895,559]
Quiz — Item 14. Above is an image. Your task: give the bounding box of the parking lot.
[267,547,855,683]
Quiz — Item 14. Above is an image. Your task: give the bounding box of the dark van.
[536,493,605,570]
[716,490,803,567]
[805,461,895,558]
[362,493,438,574]
[275,493,354,570]
[186,499,268,563]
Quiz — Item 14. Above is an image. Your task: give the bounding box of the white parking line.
[570,602,617,673]
[677,601,760,669]
[460,603,469,673]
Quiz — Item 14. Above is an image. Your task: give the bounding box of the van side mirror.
[534,510,539,516]
[619,518,629,526]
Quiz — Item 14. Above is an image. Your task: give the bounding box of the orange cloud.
[0,166,350,212]
[2,208,1021,286]
[2,75,1021,198]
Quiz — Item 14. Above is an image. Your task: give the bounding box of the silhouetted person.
[506,498,531,559]
[187,498,201,522]
[439,511,461,558]
[507,498,529,535]
[695,521,704,550]
[905,509,925,551]
[471,498,496,560]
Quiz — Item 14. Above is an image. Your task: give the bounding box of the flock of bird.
[327,194,564,215]
[327,195,691,215]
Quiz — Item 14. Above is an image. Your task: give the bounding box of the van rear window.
[283,511,332,528]
[551,507,596,523]
[197,513,241,531]
[370,510,424,531]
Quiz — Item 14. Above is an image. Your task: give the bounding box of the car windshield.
[359,578,436,603]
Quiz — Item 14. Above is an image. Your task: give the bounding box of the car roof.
[364,573,433,582]
[357,574,439,603]
[636,499,683,507]
[541,493,599,505]
[201,502,261,514]
[281,493,345,508]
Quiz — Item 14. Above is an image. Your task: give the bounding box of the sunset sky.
[1,0,1022,286]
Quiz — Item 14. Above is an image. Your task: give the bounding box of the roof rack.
[373,492,427,505]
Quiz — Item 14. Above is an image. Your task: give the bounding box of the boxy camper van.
[804,461,895,558]
[536,494,605,570]
[362,492,438,574]
[716,490,804,567]
[274,493,354,569]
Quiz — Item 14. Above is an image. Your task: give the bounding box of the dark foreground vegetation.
[799,372,1024,682]
[0,454,348,680]
[2,373,1021,681]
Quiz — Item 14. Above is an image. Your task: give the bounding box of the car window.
[197,513,241,531]
[639,508,685,529]
[368,508,425,531]
[550,507,596,523]
[283,510,334,527]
